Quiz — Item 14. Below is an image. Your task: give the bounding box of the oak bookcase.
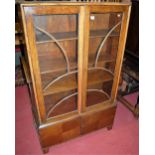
[20,1,131,153]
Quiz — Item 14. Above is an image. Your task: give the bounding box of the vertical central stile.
[78,6,90,113]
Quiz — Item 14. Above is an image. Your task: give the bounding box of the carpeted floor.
[15,85,139,155]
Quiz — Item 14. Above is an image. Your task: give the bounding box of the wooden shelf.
[39,53,115,74]
[36,29,119,44]
[39,57,77,74]
[36,31,77,44]
[90,29,119,38]
[43,69,113,96]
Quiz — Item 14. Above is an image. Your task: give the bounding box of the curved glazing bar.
[43,67,113,92]
[47,92,78,117]
[94,21,121,67]
[87,88,110,98]
[47,88,110,118]
[34,26,70,72]
[43,70,78,91]
[88,67,114,76]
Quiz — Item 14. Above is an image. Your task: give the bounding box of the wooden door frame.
[78,4,131,112]
[21,5,81,124]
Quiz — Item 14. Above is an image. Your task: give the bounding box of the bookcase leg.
[107,125,113,130]
[42,147,49,154]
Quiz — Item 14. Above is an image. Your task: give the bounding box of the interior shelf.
[90,29,119,38]
[43,68,113,96]
[36,29,119,44]
[39,52,115,74]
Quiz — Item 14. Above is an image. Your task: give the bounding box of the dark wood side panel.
[39,115,80,148]
[81,105,116,134]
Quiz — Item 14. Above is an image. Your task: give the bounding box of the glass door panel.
[33,14,79,119]
[87,12,122,107]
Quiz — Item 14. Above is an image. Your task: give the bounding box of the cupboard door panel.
[23,5,80,120]
[33,14,79,119]
[86,12,122,108]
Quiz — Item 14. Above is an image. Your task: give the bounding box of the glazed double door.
[24,4,129,123]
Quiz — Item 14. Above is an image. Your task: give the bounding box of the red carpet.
[15,85,139,155]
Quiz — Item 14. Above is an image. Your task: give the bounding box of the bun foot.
[107,125,113,130]
[42,147,49,154]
